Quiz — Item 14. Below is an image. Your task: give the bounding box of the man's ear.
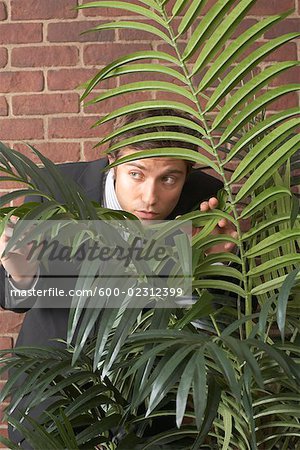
[107,154,116,165]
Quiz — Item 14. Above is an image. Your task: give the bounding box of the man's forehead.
[117,148,187,171]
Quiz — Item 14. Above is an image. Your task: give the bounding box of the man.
[0,108,236,447]
[1,109,235,341]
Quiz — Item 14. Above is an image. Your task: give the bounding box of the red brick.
[265,19,300,38]
[250,0,295,15]
[235,41,298,62]
[11,46,79,68]
[0,71,44,93]
[0,178,27,189]
[0,338,12,350]
[83,141,108,162]
[84,91,153,114]
[12,93,79,115]
[0,98,7,116]
[47,68,116,91]
[156,42,197,63]
[0,2,7,21]
[231,19,258,39]
[0,427,9,450]
[83,43,152,65]
[156,90,203,110]
[118,19,167,41]
[0,402,9,425]
[265,42,298,61]
[0,48,7,68]
[11,0,78,20]
[48,116,108,139]
[14,142,81,164]
[0,119,44,140]
[0,312,23,334]
[0,23,42,44]
[48,21,114,43]
[11,195,26,207]
[80,0,139,18]
[270,91,299,110]
[120,70,178,85]
[268,65,300,86]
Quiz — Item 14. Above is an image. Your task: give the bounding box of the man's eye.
[163,176,176,185]
[130,171,142,179]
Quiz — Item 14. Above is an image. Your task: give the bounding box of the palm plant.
[0,0,300,448]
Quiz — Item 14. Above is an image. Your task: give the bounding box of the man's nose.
[141,180,158,206]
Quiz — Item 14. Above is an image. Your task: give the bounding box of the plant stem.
[158,3,252,338]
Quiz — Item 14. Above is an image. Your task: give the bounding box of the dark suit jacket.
[0,157,223,347]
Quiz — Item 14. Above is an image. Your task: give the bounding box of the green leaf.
[78,1,166,26]
[192,0,256,76]
[249,339,300,383]
[208,31,300,112]
[7,415,63,449]
[174,290,214,330]
[277,268,300,343]
[197,251,242,267]
[86,81,195,106]
[93,100,198,128]
[99,115,207,146]
[183,0,236,61]
[195,265,243,282]
[76,415,121,445]
[248,254,300,277]
[207,342,240,401]
[147,345,196,414]
[82,21,172,44]
[220,405,233,450]
[239,186,292,219]
[251,272,300,296]
[126,340,181,380]
[93,308,120,371]
[176,356,196,428]
[229,117,300,180]
[172,0,189,17]
[225,108,300,163]
[213,62,299,128]
[192,377,221,448]
[177,0,207,36]
[0,360,37,403]
[99,63,187,84]
[0,435,20,450]
[108,147,220,173]
[193,279,246,298]
[0,189,50,208]
[27,144,98,219]
[103,308,141,375]
[198,11,293,91]
[107,131,214,156]
[242,214,297,240]
[193,351,207,430]
[246,229,300,257]
[63,384,111,418]
[81,52,179,100]
[291,193,299,227]
[235,133,300,202]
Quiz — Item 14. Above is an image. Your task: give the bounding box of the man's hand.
[194,197,237,255]
[0,216,39,289]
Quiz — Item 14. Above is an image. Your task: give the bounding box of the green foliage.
[0,0,300,448]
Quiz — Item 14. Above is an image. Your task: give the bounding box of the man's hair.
[109,108,201,161]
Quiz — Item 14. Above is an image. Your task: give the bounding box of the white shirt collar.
[103,168,122,211]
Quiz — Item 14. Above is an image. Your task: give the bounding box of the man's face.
[108,149,187,221]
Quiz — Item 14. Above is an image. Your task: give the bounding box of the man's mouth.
[135,210,159,219]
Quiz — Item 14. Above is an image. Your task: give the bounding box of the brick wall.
[0,0,299,445]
